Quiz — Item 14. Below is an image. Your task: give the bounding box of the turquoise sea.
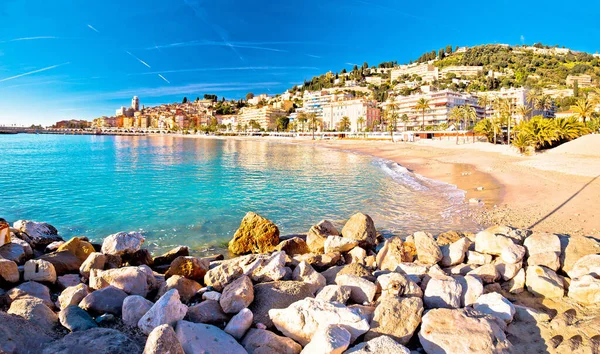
[0,134,478,254]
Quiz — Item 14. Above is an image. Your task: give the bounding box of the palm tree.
[478,94,490,120]
[491,98,508,144]
[297,112,308,132]
[571,96,595,123]
[386,100,399,140]
[415,98,431,130]
[357,116,366,136]
[449,106,463,144]
[400,114,409,132]
[339,116,351,132]
[516,105,532,123]
[308,113,318,140]
[462,105,478,143]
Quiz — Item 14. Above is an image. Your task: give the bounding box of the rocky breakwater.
[0,214,599,353]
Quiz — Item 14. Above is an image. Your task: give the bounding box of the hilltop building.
[566,74,593,88]
[391,63,439,83]
[132,96,140,111]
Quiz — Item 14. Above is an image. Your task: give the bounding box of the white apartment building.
[321,99,381,132]
[440,66,484,78]
[365,76,384,85]
[237,106,286,131]
[391,63,439,83]
[301,91,352,119]
[477,87,553,118]
[390,90,484,130]
[248,94,270,105]
[566,74,593,87]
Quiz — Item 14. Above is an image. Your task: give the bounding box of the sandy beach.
[175,134,600,238]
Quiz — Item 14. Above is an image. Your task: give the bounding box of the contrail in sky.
[125,51,151,68]
[0,62,70,83]
[157,74,170,84]
[87,24,100,33]
[0,36,58,43]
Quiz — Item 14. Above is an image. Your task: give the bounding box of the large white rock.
[466,251,492,265]
[500,243,526,264]
[424,277,462,309]
[238,251,287,283]
[24,259,57,283]
[89,266,151,296]
[175,320,247,354]
[503,268,526,294]
[0,258,20,283]
[455,275,483,307]
[324,236,358,254]
[301,324,350,354]
[494,259,522,281]
[525,266,564,298]
[472,293,515,324]
[567,254,600,279]
[335,274,377,304]
[269,298,370,346]
[220,274,254,314]
[143,324,184,354]
[101,231,145,256]
[57,283,89,310]
[474,231,514,256]
[293,261,326,295]
[344,335,410,354]
[568,274,600,305]
[341,213,377,249]
[418,308,513,354]
[414,232,442,265]
[377,272,422,299]
[364,296,423,345]
[138,289,187,335]
[13,220,61,248]
[440,237,471,267]
[523,232,561,271]
[376,236,411,271]
[122,295,153,327]
[224,308,253,340]
[79,252,106,279]
[316,285,352,304]
[466,264,499,284]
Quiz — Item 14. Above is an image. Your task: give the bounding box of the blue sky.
[1,0,599,126]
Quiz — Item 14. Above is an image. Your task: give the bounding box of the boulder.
[228,212,280,255]
[423,277,462,309]
[42,328,141,354]
[79,252,106,278]
[104,254,123,269]
[344,335,410,354]
[122,295,153,327]
[364,296,423,345]
[38,250,82,275]
[224,307,253,340]
[567,254,600,279]
[436,231,466,246]
[559,235,600,273]
[335,274,377,304]
[393,262,429,284]
[503,268,526,294]
[474,230,514,256]
[0,243,27,264]
[292,261,326,295]
[0,220,10,247]
[57,283,90,309]
[0,310,52,353]
[186,299,230,325]
[567,274,600,305]
[175,320,247,354]
[275,237,310,256]
[8,297,58,332]
[220,274,254,314]
[0,258,19,283]
[249,281,315,328]
[13,220,61,248]
[307,220,340,254]
[324,236,359,253]
[377,272,422,299]
[523,232,561,271]
[156,275,201,303]
[499,243,526,264]
[525,266,564,298]
[414,232,443,265]
[57,237,95,262]
[138,289,187,335]
[455,275,483,307]
[23,259,57,283]
[243,251,287,283]
[45,241,64,252]
[79,285,128,315]
[293,252,342,271]
[466,251,492,265]
[89,266,151,296]
[302,324,351,354]
[494,259,522,281]
[269,298,370,346]
[322,263,373,285]
[164,256,209,282]
[101,231,145,256]
[345,246,367,265]
[57,274,81,289]
[242,328,302,354]
[143,324,184,354]
[467,264,500,284]
[418,308,513,354]
[152,246,189,266]
[202,291,221,301]
[341,213,377,249]
[316,285,352,304]
[440,237,471,267]
[204,262,244,291]
[7,281,53,308]
[59,305,98,332]
[472,293,515,324]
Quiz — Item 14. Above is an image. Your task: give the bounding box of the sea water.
[0,134,478,254]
